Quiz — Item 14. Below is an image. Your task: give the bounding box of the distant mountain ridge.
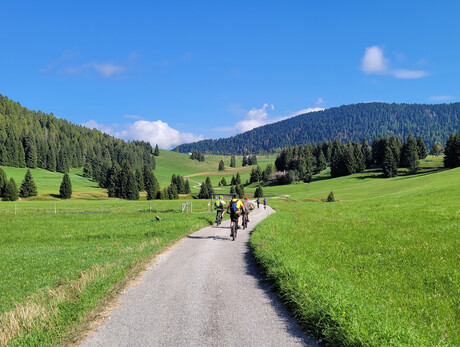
[175,102,460,154]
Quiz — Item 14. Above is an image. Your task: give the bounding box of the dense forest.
[0,94,156,185]
[175,102,460,154]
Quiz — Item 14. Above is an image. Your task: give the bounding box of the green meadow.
[250,165,460,345]
[0,199,214,346]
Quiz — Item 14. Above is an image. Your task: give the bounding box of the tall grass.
[250,167,460,345]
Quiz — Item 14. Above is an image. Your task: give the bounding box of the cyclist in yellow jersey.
[227,194,245,237]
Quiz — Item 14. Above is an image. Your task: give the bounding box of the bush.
[327,191,335,202]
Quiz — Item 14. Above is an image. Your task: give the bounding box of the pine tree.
[235,184,244,198]
[154,144,160,156]
[362,138,373,169]
[198,181,210,199]
[235,172,241,185]
[401,133,419,174]
[144,166,160,200]
[59,173,72,199]
[242,155,247,167]
[382,146,398,178]
[184,180,191,194]
[231,175,236,185]
[3,178,18,201]
[326,191,335,202]
[19,169,38,198]
[254,185,264,198]
[135,169,144,191]
[220,177,227,186]
[83,160,93,178]
[444,132,460,168]
[125,170,139,200]
[416,136,427,159]
[24,132,37,168]
[205,176,214,194]
[107,163,121,197]
[230,155,236,168]
[0,167,7,197]
[229,185,236,195]
[218,160,225,171]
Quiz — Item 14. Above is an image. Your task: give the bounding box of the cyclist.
[256,198,260,209]
[263,198,267,209]
[214,195,227,224]
[243,197,252,222]
[227,194,245,238]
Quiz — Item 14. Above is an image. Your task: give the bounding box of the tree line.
[175,102,460,154]
[0,94,158,186]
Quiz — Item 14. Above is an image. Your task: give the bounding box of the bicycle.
[215,210,223,226]
[242,213,248,230]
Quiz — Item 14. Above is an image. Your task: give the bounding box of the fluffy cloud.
[361,46,389,74]
[82,119,203,149]
[360,46,427,79]
[233,102,324,134]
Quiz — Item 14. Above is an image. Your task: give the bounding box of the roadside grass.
[250,166,460,345]
[0,199,214,346]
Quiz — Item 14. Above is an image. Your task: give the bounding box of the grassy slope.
[0,199,213,346]
[250,165,459,346]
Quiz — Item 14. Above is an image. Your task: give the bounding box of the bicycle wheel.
[242,214,247,230]
[232,223,236,241]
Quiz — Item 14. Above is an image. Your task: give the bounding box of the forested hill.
[175,102,460,154]
[0,94,156,181]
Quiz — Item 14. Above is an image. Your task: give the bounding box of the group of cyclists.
[214,194,267,239]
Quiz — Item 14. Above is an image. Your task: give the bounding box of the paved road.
[82,205,317,347]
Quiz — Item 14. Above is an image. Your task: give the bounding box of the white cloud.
[361,46,389,74]
[92,63,125,77]
[233,103,324,134]
[428,95,454,102]
[360,45,428,79]
[82,119,203,149]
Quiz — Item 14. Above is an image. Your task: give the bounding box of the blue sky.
[1,1,459,148]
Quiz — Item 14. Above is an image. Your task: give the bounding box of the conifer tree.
[242,155,248,167]
[3,178,18,201]
[231,175,236,185]
[125,169,139,200]
[229,185,236,195]
[401,133,419,174]
[382,146,398,178]
[362,138,373,168]
[0,167,7,197]
[235,184,244,198]
[154,144,160,156]
[230,155,236,167]
[59,172,72,199]
[135,169,144,191]
[235,172,241,185]
[254,185,264,198]
[220,177,227,186]
[444,132,460,168]
[198,181,210,199]
[205,176,214,194]
[107,163,121,198]
[416,136,427,159]
[218,160,225,171]
[315,149,327,173]
[83,160,93,178]
[24,132,37,168]
[19,169,38,198]
[184,180,191,194]
[327,191,335,202]
[144,166,159,200]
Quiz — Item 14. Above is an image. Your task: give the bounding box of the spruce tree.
[362,138,373,169]
[230,155,236,168]
[231,175,236,185]
[444,132,460,168]
[59,173,72,199]
[205,176,214,194]
[220,177,227,186]
[24,132,38,168]
[326,191,335,202]
[382,146,398,178]
[254,185,264,198]
[107,163,121,198]
[235,184,244,198]
[430,142,443,156]
[135,169,144,191]
[229,185,236,195]
[0,167,7,197]
[144,167,159,200]
[184,180,191,194]
[416,136,427,159]
[401,133,419,174]
[235,172,241,185]
[83,160,93,178]
[19,169,38,198]
[218,160,225,171]
[3,178,19,201]
[242,155,247,167]
[198,181,210,199]
[154,144,160,156]
[125,169,139,200]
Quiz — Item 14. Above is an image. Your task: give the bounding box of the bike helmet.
[219,195,223,199]
[244,197,248,200]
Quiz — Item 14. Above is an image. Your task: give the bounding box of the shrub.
[327,191,335,202]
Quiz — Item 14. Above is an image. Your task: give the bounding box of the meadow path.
[82,205,317,346]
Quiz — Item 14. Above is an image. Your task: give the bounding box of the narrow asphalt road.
[82,205,317,346]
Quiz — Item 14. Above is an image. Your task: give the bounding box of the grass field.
[250,164,460,345]
[0,199,214,346]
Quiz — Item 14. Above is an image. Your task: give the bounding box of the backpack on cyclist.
[231,198,240,213]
